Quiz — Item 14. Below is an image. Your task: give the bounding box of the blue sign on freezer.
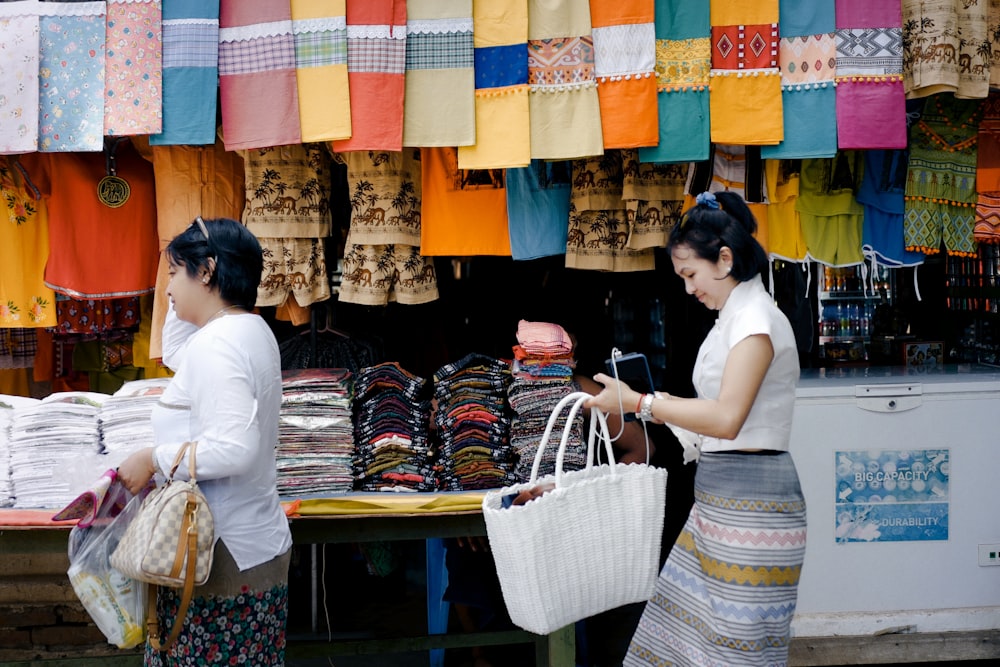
[834,449,949,543]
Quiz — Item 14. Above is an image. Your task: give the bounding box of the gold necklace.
[208,304,241,323]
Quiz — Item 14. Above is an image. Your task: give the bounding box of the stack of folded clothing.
[99,378,170,469]
[352,362,436,492]
[8,392,105,509]
[0,395,40,508]
[433,353,516,491]
[507,320,587,482]
[277,368,355,498]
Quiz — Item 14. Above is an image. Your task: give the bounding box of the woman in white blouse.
[118,216,292,666]
[586,191,807,667]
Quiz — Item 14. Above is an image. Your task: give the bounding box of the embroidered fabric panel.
[779,33,836,86]
[0,159,54,329]
[0,11,40,154]
[835,28,902,76]
[654,37,710,90]
[710,23,779,70]
[528,36,594,88]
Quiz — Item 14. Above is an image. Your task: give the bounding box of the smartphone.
[604,351,656,421]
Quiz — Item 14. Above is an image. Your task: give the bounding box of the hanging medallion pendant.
[97,175,130,208]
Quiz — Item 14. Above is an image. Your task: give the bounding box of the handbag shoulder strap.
[167,441,198,482]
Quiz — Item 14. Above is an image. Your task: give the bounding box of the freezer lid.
[796,363,1000,398]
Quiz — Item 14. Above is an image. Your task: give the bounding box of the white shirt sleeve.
[161,301,198,371]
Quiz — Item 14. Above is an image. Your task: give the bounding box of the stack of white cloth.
[8,392,106,509]
[98,378,171,470]
[0,395,41,507]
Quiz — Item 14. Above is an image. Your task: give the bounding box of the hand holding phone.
[605,351,655,421]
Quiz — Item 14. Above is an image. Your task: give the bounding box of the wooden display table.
[0,496,575,667]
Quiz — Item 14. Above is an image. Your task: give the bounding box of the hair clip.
[195,216,209,240]
[696,191,720,209]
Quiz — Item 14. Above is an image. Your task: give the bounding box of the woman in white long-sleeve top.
[118,216,292,666]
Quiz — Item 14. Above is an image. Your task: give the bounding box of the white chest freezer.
[788,364,1000,638]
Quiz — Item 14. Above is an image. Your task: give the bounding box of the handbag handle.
[166,441,198,483]
[528,391,616,487]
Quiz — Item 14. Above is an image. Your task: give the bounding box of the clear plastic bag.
[65,470,147,649]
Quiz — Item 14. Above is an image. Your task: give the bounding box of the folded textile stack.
[0,395,40,508]
[433,353,516,491]
[507,320,587,482]
[8,392,105,509]
[99,378,171,469]
[352,362,435,492]
[277,368,355,498]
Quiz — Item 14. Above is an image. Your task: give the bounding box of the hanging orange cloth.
[420,147,511,256]
[590,0,657,149]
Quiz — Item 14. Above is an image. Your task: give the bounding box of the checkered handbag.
[110,441,214,650]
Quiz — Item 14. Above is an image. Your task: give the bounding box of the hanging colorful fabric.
[708,1,783,146]
[526,0,603,160]
[638,0,711,164]
[761,0,839,160]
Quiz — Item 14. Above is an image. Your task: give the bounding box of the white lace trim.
[292,16,346,35]
[0,0,40,20]
[163,18,219,27]
[346,24,407,40]
[36,1,106,18]
[107,0,155,5]
[407,17,472,35]
[220,20,294,43]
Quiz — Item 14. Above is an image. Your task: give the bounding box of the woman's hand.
[583,372,642,416]
[117,447,157,496]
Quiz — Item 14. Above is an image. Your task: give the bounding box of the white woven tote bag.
[482,391,668,635]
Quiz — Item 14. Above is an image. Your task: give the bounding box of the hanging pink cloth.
[218,0,301,150]
[835,0,906,149]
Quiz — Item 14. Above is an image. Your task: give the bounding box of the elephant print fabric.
[240,144,334,308]
[335,149,439,306]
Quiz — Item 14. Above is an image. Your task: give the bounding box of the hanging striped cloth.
[330,0,407,152]
[291,0,351,142]
[403,0,475,148]
[150,0,220,146]
[219,0,301,151]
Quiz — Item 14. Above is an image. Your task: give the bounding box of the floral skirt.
[144,541,291,666]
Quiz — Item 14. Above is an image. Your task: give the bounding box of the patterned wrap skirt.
[144,541,292,666]
[625,451,807,667]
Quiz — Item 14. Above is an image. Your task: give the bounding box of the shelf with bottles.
[815,262,893,364]
[945,245,1000,315]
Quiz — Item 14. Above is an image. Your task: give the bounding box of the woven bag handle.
[528,392,616,486]
[166,441,198,482]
